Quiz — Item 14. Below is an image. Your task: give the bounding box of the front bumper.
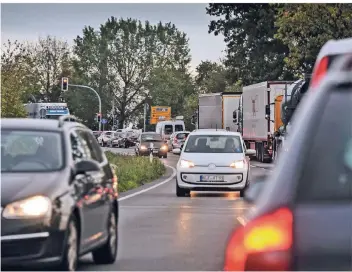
[139,149,167,156]
[1,217,66,267]
[176,167,248,191]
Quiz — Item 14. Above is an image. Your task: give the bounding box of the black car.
[1,116,119,271]
[224,56,352,270]
[135,132,168,158]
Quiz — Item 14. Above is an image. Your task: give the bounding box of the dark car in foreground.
[224,56,352,271]
[1,116,119,271]
[135,132,168,158]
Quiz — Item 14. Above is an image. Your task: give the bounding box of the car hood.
[140,141,164,148]
[1,170,68,206]
[180,152,245,166]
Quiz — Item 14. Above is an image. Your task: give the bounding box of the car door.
[69,130,95,250]
[79,130,112,237]
[74,129,107,247]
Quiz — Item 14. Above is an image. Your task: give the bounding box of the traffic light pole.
[143,102,147,132]
[68,84,102,131]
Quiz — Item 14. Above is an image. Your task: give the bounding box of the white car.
[175,129,255,197]
[97,131,114,146]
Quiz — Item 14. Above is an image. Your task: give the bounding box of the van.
[156,120,185,141]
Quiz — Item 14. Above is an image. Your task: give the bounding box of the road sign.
[150,106,171,124]
[101,118,107,124]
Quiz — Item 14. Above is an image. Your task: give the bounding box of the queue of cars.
[1,116,118,271]
[223,38,352,271]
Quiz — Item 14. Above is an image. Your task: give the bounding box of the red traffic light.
[61,77,69,91]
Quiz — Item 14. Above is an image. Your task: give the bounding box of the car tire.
[58,215,79,271]
[239,189,245,198]
[92,210,118,265]
[163,153,168,159]
[176,180,189,197]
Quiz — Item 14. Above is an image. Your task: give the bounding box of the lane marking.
[236,216,247,226]
[118,164,176,202]
[250,164,273,172]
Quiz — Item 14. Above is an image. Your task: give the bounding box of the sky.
[1,3,226,73]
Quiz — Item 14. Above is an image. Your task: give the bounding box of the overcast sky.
[1,3,226,72]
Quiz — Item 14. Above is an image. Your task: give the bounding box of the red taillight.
[224,207,293,271]
[311,56,329,88]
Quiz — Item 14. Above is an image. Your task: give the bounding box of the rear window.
[297,90,352,201]
[175,124,184,132]
[164,125,173,135]
[176,133,189,140]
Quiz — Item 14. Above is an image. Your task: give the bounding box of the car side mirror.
[245,149,256,156]
[244,178,266,203]
[75,159,101,175]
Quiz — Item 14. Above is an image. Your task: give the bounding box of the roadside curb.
[118,164,176,201]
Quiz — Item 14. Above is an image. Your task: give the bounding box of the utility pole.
[61,79,102,131]
[143,102,147,132]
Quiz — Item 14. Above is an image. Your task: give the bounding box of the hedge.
[105,151,166,192]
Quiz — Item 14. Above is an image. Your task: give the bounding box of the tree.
[30,36,71,102]
[195,60,228,93]
[206,4,293,85]
[1,40,37,117]
[275,4,352,75]
[73,17,191,129]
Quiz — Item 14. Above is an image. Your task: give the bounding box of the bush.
[105,152,166,192]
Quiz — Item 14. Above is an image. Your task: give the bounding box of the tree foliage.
[195,60,228,93]
[72,17,191,128]
[206,4,292,85]
[275,4,352,74]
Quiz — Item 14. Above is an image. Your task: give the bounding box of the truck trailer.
[235,81,294,163]
[25,103,70,119]
[198,92,242,131]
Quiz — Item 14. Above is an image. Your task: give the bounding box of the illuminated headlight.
[230,160,245,169]
[140,145,147,150]
[161,145,168,151]
[180,159,195,168]
[2,195,52,219]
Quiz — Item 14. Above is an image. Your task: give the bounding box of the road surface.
[78,152,270,271]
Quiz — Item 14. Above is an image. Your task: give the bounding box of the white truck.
[25,103,70,119]
[198,92,242,131]
[234,81,294,163]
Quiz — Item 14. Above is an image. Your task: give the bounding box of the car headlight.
[2,195,52,219]
[161,145,168,150]
[140,145,147,150]
[180,159,195,168]
[230,160,245,169]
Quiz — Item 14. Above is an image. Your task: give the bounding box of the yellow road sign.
[150,106,171,124]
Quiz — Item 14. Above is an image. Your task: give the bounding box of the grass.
[105,151,166,192]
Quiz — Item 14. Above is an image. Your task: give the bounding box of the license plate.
[200,175,224,182]
[153,150,158,153]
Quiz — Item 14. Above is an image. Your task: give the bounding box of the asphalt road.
[78,152,270,271]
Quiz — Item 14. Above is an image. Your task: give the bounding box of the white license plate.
[200,175,224,182]
[153,150,158,153]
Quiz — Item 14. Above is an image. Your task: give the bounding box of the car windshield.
[184,135,243,153]
[176,133,189,140]
[164,125,173,135]
[141,134,162,142]
[1,129,63,172]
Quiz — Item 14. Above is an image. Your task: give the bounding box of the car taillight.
[224,207,293,271]
[311,56,329,88]
[174,138,178,143]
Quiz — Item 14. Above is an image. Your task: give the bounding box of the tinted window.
[297,91,352,201]
[1,130,63,172]
[141,133,162,142]
[77,130,104,163]
[70,132,89,161]
[184,135,243,153]
[175,124,184,132]
[176,133,189,140]
[164,125,173,135]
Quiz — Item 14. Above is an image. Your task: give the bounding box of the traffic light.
[97,113,102,123]
[61,77,68,91]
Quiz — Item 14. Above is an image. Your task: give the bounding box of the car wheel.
[163,153,168,159]
[58,216,79,271]
[239,189,245,198]
[92,210,118,265]
[176,180,189,197]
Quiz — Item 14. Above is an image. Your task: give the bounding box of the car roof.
[189,129,242,136]
[142,132,158,134]
[1,118,87,131]
[316,37,352,61]
[175,131,190,134]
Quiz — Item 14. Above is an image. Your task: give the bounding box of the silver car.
[169,131,190,154]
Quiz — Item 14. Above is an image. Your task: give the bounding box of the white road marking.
[250,164,273,172]
[118,164,176,202]
[236,216,247,226]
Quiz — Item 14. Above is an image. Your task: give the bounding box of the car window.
[141,133,162,142]
[296,90,352,201]
[77,130,104,163]
[1,130,63,172]
[164,125,173,135]
[176,133,189,140]
[175,124,184,132]
[184,135,243,153]
[70,132,89,161]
